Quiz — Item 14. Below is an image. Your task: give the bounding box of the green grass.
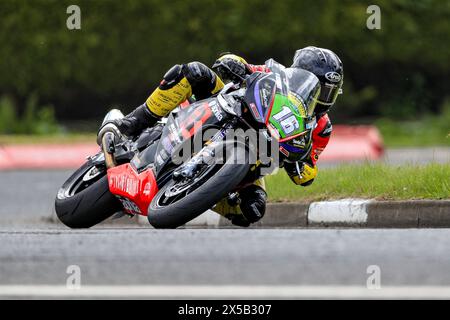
[0,133,96,145]
[266,163,450,202]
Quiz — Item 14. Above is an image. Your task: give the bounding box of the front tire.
[148,145,250,229]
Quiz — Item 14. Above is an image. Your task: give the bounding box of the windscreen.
[284,68,321,118]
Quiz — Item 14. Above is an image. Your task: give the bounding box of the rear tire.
[55,161,122,228]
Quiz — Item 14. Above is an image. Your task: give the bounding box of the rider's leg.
[115,62,224,138]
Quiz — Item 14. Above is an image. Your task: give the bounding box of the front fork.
[172,119,238,180]
[172,143,216,180]
[102,132,117,169]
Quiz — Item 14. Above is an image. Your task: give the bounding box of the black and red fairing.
[152,97,229,173]
[106,98,228,216]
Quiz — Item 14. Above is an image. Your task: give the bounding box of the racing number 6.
[272,106,299,135]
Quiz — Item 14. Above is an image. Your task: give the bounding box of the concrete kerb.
[180,199,450,228]
[49,199,450,228]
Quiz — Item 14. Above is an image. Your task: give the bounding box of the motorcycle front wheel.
[148,143,250,229]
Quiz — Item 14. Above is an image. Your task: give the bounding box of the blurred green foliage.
[0,95,61,134]
[0,0,449,124]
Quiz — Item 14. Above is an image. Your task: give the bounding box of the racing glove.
[212,53,250,84]
[284,161,318,186]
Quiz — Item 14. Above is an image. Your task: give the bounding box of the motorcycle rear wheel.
[55,160,122,228]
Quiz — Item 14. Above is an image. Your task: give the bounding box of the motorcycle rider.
[212,48,342,186]
[105,47,343,227]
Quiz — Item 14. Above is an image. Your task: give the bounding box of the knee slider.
[159,64,184,90]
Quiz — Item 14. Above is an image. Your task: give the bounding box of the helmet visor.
[318,82,341,106]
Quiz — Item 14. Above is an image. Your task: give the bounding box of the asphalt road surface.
[1,227,450,298]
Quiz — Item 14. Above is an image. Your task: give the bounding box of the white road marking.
[1,285,450,299]
[308,199,371,224]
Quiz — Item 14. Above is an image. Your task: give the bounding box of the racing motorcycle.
[55,60,321,229]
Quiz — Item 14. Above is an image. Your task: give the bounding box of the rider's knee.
[159,64,184,90]
[146,64,192,117]
[159,62,213,91]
